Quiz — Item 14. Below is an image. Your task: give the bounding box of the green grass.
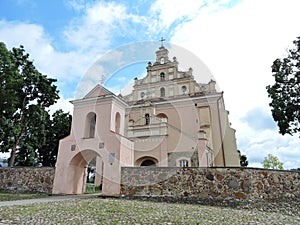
[0,193,49,202]
[0,198,298,224]
[84,183,101,194]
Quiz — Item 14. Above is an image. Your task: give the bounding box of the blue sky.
[0,0,300,169]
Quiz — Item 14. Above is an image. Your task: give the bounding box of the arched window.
[156,113,168,123]
[181,85,187,94]
[160,87,165,97]
[115,112,120,134]
[160,72,165,81]
[85,112,96,138]
[145,113,150,125]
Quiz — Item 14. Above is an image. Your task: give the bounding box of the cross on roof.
[160,37,165,47]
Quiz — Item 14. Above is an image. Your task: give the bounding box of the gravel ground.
[0,197,299,224]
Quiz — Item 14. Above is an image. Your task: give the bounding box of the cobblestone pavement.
[0,196,299,224]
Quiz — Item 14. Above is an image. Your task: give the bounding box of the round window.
[181,85,187,93]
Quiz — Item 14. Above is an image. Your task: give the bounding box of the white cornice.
[126,93,222,109]
[71,94,128,107]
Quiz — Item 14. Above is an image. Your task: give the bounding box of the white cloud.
[149,0,205,29]
[48,95,73,115]
[170,0,300,169]
[171,0,300,112]
[64,1,147,52]
[0,20,90,86]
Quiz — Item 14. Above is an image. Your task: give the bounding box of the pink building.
[53,45,240,195]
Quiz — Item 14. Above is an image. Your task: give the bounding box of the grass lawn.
[0,197,299,224]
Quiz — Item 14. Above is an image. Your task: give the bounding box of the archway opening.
[140,159,157,167]
[69,150,103,194]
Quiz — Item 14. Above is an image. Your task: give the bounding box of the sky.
[0,0,299,169]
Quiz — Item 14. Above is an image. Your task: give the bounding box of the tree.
[261,154,284,170]
[240,155,248,167]
[0,43,20,141]
[15,107,49,166]
[266,36,300,136]
[38,109,72,166]
[0,43,59,166]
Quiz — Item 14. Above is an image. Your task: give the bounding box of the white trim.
[127,93,222,109]
[71,95,128,107]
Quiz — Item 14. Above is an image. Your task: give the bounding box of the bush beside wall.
[121,167,300,200]
[0,167,55,194]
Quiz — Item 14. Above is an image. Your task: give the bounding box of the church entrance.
[68,149,103,194]
[141,159,156,166]
[85,156,103,193]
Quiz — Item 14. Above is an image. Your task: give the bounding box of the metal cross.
[160,37,165,47]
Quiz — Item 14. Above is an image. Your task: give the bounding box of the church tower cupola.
[155,37,169,65]
[155,46,169,65]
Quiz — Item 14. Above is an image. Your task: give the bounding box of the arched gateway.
[52,85,134,195]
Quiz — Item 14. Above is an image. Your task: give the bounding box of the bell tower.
[155,37,169,65]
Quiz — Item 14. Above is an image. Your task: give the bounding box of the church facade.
[52,44,240,195]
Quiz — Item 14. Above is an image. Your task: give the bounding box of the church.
[52,43,240,195]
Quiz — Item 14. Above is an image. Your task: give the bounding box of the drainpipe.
[217,92,226,167]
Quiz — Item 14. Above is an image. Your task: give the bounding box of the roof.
[83,84,114,99]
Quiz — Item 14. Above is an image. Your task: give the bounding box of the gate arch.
[136,156,158,167]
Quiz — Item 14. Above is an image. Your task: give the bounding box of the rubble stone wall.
[121,167,300,200]
[0,167,55,194]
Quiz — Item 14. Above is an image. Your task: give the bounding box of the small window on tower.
[160,72,165,81]
[160,87,165,97]
[145,113,150,125]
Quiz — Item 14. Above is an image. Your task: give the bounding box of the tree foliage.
[0,42,63,166]
[39,109,72,166]
[240,155,248,167]
[261,154,284,170]
[266,36,300,136]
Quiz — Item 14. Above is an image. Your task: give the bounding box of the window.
[115,112,120,134]
[160,87,165,97]
[89,114,96,138]
[160,72,165,81]
[85,112,96,138]
[140,92,145,99]
[179,159,189,167]
[181,85,187,94]
[145,113,150,125]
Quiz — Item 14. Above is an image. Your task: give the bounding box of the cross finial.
[100,74,105,84]
[160,37,165,47]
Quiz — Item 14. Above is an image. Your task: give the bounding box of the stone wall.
[0,167,55,194]
[121,167,300,200]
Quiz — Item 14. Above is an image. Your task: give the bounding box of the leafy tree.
[0,42,20,141]
[15,107,49,166]
[240,155,248,167]
[262,154,284,170]
[0,43,59,166]
[266,36,300,136]
[38,109,72,166]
